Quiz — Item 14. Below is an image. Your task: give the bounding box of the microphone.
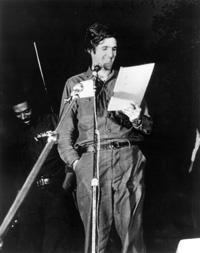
[92,65,101,77]
[71,83,84,98]
[72,83,84,93]
[64,83,84,103]
[93,65,101,72]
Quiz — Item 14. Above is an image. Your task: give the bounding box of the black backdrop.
[0,0,200,250]
[1,0,199,134]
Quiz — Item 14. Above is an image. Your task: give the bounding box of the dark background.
[0,0,200,252]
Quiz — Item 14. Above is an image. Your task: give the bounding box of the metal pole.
[33,42,55,117]
[91,68,100,253]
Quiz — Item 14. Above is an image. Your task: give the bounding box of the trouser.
[75,144,146,253]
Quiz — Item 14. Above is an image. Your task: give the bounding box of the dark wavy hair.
[84,22,116,52]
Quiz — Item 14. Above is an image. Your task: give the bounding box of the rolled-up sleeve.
[132,101,153,135]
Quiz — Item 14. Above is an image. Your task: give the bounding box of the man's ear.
[88,48,96,55]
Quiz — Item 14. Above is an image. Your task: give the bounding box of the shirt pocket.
[77,98,94,130]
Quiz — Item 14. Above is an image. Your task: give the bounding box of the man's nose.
[107,49,114,58]
[21,113,26,120]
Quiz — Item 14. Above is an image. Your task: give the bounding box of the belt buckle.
[36,177,50,187]
[109,141,120,149]
[43,178,50,185]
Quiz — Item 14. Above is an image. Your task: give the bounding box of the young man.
[58,22,153,253]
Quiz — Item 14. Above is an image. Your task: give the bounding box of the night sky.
[0,0,200,248]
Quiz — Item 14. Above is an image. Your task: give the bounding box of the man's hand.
[121,103,141,122]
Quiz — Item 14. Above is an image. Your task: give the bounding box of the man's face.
[13,101,32,125]
[90,37,117,71]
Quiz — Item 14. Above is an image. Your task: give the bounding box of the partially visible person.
[189,127,200,236]
[58,22,153,253]
[12,98,81,253]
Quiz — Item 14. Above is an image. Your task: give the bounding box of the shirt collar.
[85,67,117,83]
[85,67,93,79]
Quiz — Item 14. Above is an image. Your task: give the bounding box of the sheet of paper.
[78,79,94,98]
[108,63,155,111]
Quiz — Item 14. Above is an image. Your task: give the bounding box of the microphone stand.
[91,67,101,253]
[0,93,78,250]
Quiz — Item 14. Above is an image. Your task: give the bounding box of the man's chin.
[103,62,113,70]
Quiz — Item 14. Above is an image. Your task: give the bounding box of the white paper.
[78,79,94,98]
[107,63,155,111]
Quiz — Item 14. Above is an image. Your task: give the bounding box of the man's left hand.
[121,103,141,122]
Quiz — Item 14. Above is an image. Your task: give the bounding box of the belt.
[36,177,51,187]
[80,140,134,153]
